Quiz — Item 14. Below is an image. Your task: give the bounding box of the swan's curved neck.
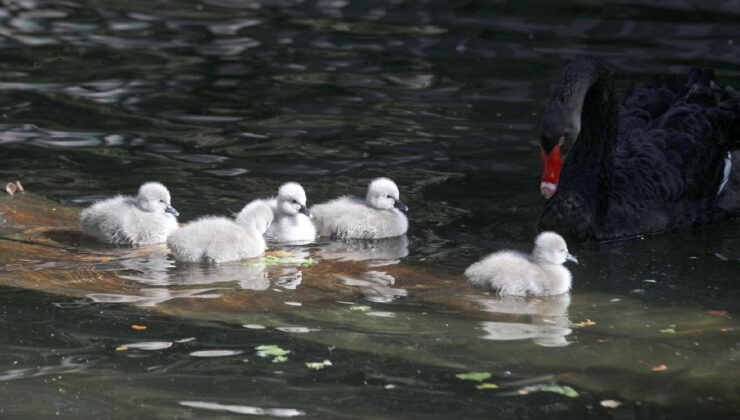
[546,58,604,136]
[553,59,618,193]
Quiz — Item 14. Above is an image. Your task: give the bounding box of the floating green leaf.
[476,383,499,390]
[522,384,579,398]
[256,344,290,357]
[350,305,372,312]
[305,362,324,370]
[256,344,291,363]
[455,372,491,382]
[306,360,332,370]
[659,328,676,334]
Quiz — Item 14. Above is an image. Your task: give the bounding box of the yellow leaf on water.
[131,325,147,330]
[651,364,667,372]
[476,383,499,390]
[600,399,622,408]
[571,319,596,328]
[115,346,129,351]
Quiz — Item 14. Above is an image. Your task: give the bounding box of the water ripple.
[180,401,305,417]
[189,350,243,357]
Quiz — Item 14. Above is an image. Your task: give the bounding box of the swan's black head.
[539,103,580,199]
[539,56,604,199]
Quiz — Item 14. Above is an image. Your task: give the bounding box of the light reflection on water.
[0,0,739,418]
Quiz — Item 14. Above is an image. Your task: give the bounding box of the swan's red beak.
[540,145,562,199]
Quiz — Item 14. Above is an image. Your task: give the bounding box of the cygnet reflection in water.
[162,262,269,291]
[339,270,408,303]
[80,182,179,246]
[167,201,273,264]
[239,182,316,244]
[115,248,274,289]
[115,248,174,286]
[465,232,578,296]
[314,235,409,266]
[86,286,223,308]
[96,251,268,309]
[474,294,572,347]
[479,321,572,347]
[266,249,310,291]
[312,177,408,240]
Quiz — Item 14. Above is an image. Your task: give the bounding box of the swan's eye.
[292,200,298,204]
[386,195,392,199]
[159,199,165,203]
[558,136,565,146]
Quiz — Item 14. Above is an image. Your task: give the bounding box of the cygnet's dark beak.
[393,199,408,212]
[299,204,312,218]
[165,205,179,217]
[566,253,578,264]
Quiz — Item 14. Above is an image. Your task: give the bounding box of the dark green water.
[0,0,739,418]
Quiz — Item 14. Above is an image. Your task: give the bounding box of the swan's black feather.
[538,59,740,241]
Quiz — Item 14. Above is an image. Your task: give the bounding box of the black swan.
[538,57,740,241]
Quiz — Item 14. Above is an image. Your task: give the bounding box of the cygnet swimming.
[464,232,578,296]
[80,182,179,246]
[167,201,274,264]
[311,177,408,240]
[238,182,315,243]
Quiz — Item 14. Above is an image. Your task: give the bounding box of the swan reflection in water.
[474,294,572,347]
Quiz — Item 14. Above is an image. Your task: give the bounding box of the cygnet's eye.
[386,195,392,199]
[159,199,165,203]
[292,199,299,204]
